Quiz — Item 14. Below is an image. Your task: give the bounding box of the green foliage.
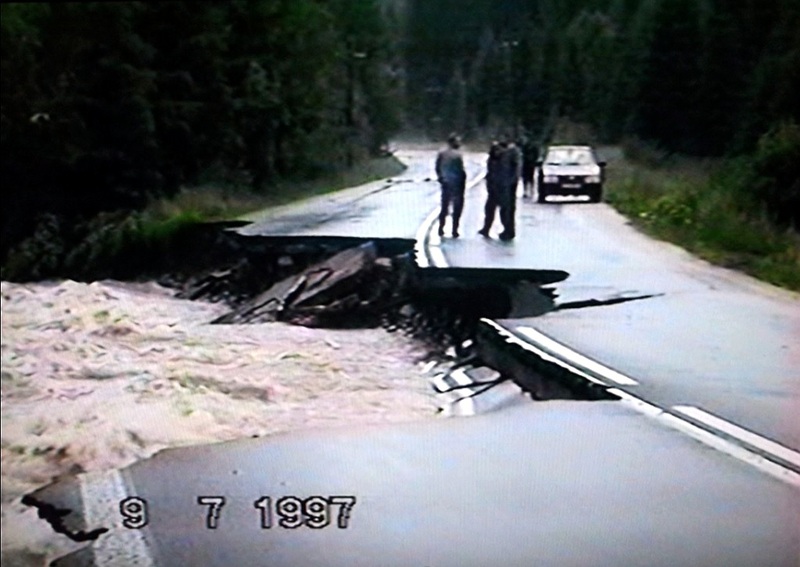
[3,0,799,279]
[2,214,66,281]
[1,0,401,258]
[749,121,800,228]
[405,0,798,156]
[647,191,699,228]
[1,210,204,281]
[1,155,405,281]
[607,151,800,290]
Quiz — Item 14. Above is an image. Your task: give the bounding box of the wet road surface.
[25,147,800,566]
[440,181,800,470]
[30,403,800,567]
[238,149,487,241]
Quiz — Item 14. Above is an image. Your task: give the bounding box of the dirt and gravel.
[1,278,440,565]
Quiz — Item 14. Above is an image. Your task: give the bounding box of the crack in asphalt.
[20,493,109,542]
[554,293,663,311]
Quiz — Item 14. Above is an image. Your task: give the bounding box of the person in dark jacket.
[520,135,539,199]
[435,133,467,238]
[478,140,504,237]
[496,133,521,240]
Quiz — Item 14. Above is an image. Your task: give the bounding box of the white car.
[536,145,606,203]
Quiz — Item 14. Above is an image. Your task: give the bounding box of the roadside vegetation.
[1,155,405,282]
[1,1,403,272]
[148,153,406,221]
[2,1,798,286]
[606,122,800,291]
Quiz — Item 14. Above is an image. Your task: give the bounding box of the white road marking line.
[673,405,800,469]
[485,315,799,484]
[449,368,476,416]
[80,469,156,566]
[429,246,448,268]
[608,389,800,487]
[431,373,452,393]
[515,326,639,386]
[480,319,608,387]
[450,368,473,384]
[429,370,476,415]
[414,207,440,268]
[416,171,486,269]
[417,172,797,483]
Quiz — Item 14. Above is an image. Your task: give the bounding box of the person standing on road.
[435,133,467,238]
[520,135,539,199]
[496,133,521,241]
[478,140,504,237]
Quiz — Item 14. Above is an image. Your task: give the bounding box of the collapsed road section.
[16,226,800,567]
[162,225,612,407]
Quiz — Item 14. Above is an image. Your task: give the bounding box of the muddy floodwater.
[1,279,439,564]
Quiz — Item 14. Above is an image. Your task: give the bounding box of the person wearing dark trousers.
[520,136,539,199]
[435,133,467,238]
[479,140,503,237]
[496,134,521,241]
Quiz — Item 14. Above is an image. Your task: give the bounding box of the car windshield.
[545,148,594,166]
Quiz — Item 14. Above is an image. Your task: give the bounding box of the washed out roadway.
[27,147,800,566]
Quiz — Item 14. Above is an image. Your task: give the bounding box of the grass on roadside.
[605,155,800,291]
[2,155,407,281]
[149,155,407,223]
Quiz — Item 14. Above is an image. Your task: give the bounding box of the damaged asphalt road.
[23,402,800,567]
[20,148,800,566]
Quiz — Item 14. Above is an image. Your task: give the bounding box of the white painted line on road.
[450,368,475,416]
[449,368,477,416]
[415,207,441,268]
[484,315,799,485]
[515,326,639,386]
[431,372,451,393]
[416,172,486,269]
[673,405,800,469]
[80,469,156,566]
[429,370,476,416]
[451,367,473,384]
[429,245,448,268]
[609,389,800,487]
[480,319,608,387]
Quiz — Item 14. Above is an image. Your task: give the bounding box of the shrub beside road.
[1,156,406,282]
[605,124,800,291]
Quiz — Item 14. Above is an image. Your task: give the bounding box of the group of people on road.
[435,132,538,242]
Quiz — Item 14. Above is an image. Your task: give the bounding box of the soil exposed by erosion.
[171,230,610,406]
[1,225,579,566]
[165,227,570,353]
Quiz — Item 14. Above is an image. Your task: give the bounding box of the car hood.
[542,164,601,176]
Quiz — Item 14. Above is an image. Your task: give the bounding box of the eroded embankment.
[165,225,611,403]
[5,225,626,565]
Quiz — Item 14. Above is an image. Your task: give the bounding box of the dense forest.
[407,0,798,153]
[2,0,798,264]
[1,0,403,259]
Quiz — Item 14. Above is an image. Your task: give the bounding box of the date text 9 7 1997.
[118,495,357,530]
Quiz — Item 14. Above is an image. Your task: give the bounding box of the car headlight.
[584,175,601,183]
[543,175,559,183]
